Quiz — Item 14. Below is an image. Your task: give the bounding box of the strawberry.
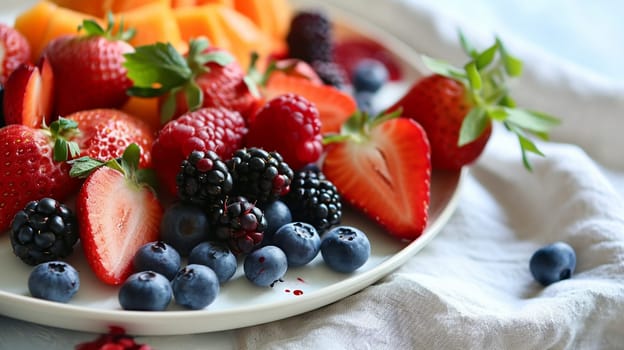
[323,111,431,240]
[151,107,247,196]
[65,109,154,168]
[388,34,559,170]
[262,71,357,134]
[124,38,259,123]
[43,15,135,116]
[72,144,163,285]
[3,56,54,128]
[246,93,322,171]
[0,118,81,231]
[0,23,31,85]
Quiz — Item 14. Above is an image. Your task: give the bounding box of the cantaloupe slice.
[196,0,233,6]
[120,97,161,133]
[113,2,187,53]
[214,5,272,69]
[170,0,197,8]
[233,0,291,41]
[173,5,230,50]
[49,0,108,17]
[110,0,170,13]
[14,1,57,62]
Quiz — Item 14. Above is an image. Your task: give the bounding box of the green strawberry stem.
[123,37,236,122]
[323,109,403,145]
[423,32,560,170]
[79,12,136,42]
[45,117,81,162]
[69,143,158,190]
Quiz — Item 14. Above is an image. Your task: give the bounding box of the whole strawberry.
[66,109,154,168]
[0,23,31,85]
[43,15,135,116]
[0,118,81,231]
[323,110,431,240]
[124,38,259,123]
[245,93,322,171]
[389,34,559,170]
[151,107,247,196]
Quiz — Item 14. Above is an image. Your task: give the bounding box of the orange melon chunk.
[14,1,57,62]
[196,0,233,6]
[113,3,187,53]
[110,0,170,14]
[173,5,230,50]
[234,0,291,41]
[49,0,108,17]
[120,97,161,133]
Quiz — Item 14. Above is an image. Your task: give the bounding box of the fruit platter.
[0,0,558,336]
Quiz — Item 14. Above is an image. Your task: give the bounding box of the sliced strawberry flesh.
[78,167,162,285]
[3,60,54,128]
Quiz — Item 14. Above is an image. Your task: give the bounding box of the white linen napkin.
[236,1,624,349]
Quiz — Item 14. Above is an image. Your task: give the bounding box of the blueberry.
[529,242,576,286]
[28,261,80,303]
[188,241,237,283]
[352,58,389,93]
[172,264,220,310]
[259,200,292,245]
[273,222,320,267]
[160,202,210,256]
[133,241,182,280]
[321,226,370,273]
[118,271,172,311]
[354,91,375,115]
[244,245,288,287]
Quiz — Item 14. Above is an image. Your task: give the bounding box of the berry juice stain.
[296,277,305,283]
[293,289,303,296]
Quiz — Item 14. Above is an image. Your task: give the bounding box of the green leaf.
[69,157,106,178]
[464,61,482,90]
[198,51,234,67]
[458,107,488,146]
[505,108,560,134]
[79,19,105,36]
[421,56,466,80]
[184,82,203,111]
[122,143,141,173]
[54,139,68,162]
[160,91,177,123]
[136,168,159,190]
[496,38,523,77]
[123,42,192,97]
[475,42,499,69]
[459,31,478,58]
[243,75,260,98]
[486,107,509,121]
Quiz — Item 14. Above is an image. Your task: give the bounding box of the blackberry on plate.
[227,148,294,203]
[286,11,333,64]
[10,198,78,266]
[311,60,347,89]
[215,197,267,255]
[176,150,233,221]
[284,168,342,233]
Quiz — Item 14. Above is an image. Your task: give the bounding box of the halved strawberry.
[323,111,431,240]
[263,71,356,134]
[3,56,54,128]
[73,144,162,285]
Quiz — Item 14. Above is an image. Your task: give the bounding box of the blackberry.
[215,197,267,255]
[286,11,333,63]
[10,198,78,266]
[284,168,342,232]
[227,148,294,203]
[176,150,233,221]
[311,61,347,88]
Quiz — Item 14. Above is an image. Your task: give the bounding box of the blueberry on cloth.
[118,271,172,311]
[529,241,576,286]
[172,264,220,310]
[244,245,288,287]
[321,226,370,273]
[133,241,182,280]
[28,261,80,303]
[273,222,321,267]
[188,241,237,283]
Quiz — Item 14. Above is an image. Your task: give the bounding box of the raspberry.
[152,107,247,196]
[245,94,322,171]
[286,11,333,64]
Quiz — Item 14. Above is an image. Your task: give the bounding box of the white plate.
[0,1,463,336]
